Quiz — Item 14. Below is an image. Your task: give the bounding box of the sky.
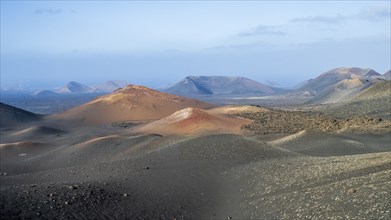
[1,1,390,90]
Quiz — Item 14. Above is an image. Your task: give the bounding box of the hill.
[164,76,282,96]
[297,67,381,104]
[50,85,214,125]
[91,80,129,93]
[33,90,58,96]
[137,107,252,135]
[312,80,391,119]
[0,102,41,127]
[56,81,93,93]
[383,70,391,80]
[355,80,391,100]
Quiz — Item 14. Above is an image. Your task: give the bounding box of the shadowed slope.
[11,126,65,138]
[0,102,41,128]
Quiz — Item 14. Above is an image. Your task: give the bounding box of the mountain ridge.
[296,67,382,104]
[164,75,282,96]
[56,81,93,94]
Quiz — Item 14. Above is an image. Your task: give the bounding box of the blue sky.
[1,1,390,90]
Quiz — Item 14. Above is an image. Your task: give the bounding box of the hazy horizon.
[1,1,390,90]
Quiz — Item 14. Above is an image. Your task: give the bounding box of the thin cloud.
[291,15,344,24]
[204,42,269,51]
[239,25,286,37]
[34,8,75,15]
[358,6,391,21]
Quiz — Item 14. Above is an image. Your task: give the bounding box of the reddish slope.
[137,107,252,135]
[50,85,214,125]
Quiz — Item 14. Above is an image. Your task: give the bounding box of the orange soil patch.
[137,107,253,135]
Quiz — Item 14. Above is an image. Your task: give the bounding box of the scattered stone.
[144,166,150,170]
[123,193,128,197]
[348,188,357,194]
[240,111,391,134]
[111,121,139,128]
[68,185,78,190]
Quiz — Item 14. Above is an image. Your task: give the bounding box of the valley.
[2,1,390,218]
[1,68,390,219]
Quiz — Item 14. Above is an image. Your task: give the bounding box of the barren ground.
[1,113,390,219]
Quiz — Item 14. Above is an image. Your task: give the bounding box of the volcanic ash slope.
[137,107,253,135]
[50,85,214,125]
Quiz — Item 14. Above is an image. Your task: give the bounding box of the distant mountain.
[0,102,41,127]
[91,80,129,93]
[33,90,58,96]
[383,70,391,80]
[297,67,382,104]
[51,85,214,125]
[263,80,280,87]
[292,79,314,90]
[164,76,281,96]
[56,81,93,94]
